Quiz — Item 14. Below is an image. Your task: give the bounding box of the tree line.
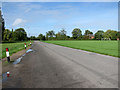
[2,28,27,42]
[2,28,120,42]
[30,28,120,41]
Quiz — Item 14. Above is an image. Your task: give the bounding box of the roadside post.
[25,43,26,49]
[30,41,32,45]
[6,48,10,63]
[7,72,10,77]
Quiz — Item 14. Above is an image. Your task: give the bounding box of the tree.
[110,31,117,40]
[9,29,14,41]
[117,31,120,39]
[14,28,27,41]
[60,29,67,40]
[3,29,11,41]
[0,9,5,40]
[46,30,55,40]
[66,36,70,40]
[95,30,104,40]
[30,36,36,40]
[38,33,43,40]
[46,32,48,40]
[41,35,46,41]
[56,32,61,40]
[56,29,67,40]
[84,30,93,36]
[72,28,82,39]
[103,30,117,40]
[82,35,89,40]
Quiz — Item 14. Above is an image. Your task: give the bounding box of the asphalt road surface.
[3,41,118,88]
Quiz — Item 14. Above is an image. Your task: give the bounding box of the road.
[3,41,118,88]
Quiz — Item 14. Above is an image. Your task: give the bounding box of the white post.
[6,48,10,62]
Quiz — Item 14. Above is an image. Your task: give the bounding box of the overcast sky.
[2,2,118,37]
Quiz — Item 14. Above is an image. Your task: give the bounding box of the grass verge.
[1,41,33,59]
[44,40,118,57]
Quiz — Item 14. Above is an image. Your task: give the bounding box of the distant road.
[3,41,118,88]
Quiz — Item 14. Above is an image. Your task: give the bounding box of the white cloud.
[12,18,26,26]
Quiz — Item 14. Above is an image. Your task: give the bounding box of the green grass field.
[45,40,119,57]
[1,41,32,59]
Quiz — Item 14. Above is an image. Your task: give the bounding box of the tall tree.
[3,29,11,41]
[60,29,67,40]
[72,28,82,39]
[117,31,120,39]
[14,28,27,41]
[56,29,67,40]
[95,30,104,40]
[103,30,117,40]
[0,9,5,40]
[46,32,49,40]
[38,33,43,40]
[46,30,55,40]
[56,32,61,40]
[41,35,46,41]
[9,29,14,41]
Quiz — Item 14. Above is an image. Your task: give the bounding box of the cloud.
[16,3,42,13]
[12,18,26,26]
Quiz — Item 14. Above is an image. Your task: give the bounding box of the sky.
[1,0,120,2]
[2,2,118,37]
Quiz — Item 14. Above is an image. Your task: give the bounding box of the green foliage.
[46,30,55,38]
[37,34,46,41]
[117,32,120,38]
[0,10,5,40]
[30,36,36,40]
[82,35,89,40]
[40,28,119,41]
[38,34,43,40]
[56,29,67,40]
[3,28,27,41]
[103,30,117,40]
[42,35,46,41]
[72,28,82,39]
[3,29,11,41]
[14,28,27,41]
[84,30,93,35]
[95,30,104,40]
[46,30,55,40]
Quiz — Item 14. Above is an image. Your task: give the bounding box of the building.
[88,34,94,39]
[117,38,119,40]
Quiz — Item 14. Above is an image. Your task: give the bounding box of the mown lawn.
[45,40,119,57]
[1,41,33,59]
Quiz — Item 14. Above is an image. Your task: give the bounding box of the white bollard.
[7,72,10,77]
[6,48,10,62]
[25,43,26,49]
